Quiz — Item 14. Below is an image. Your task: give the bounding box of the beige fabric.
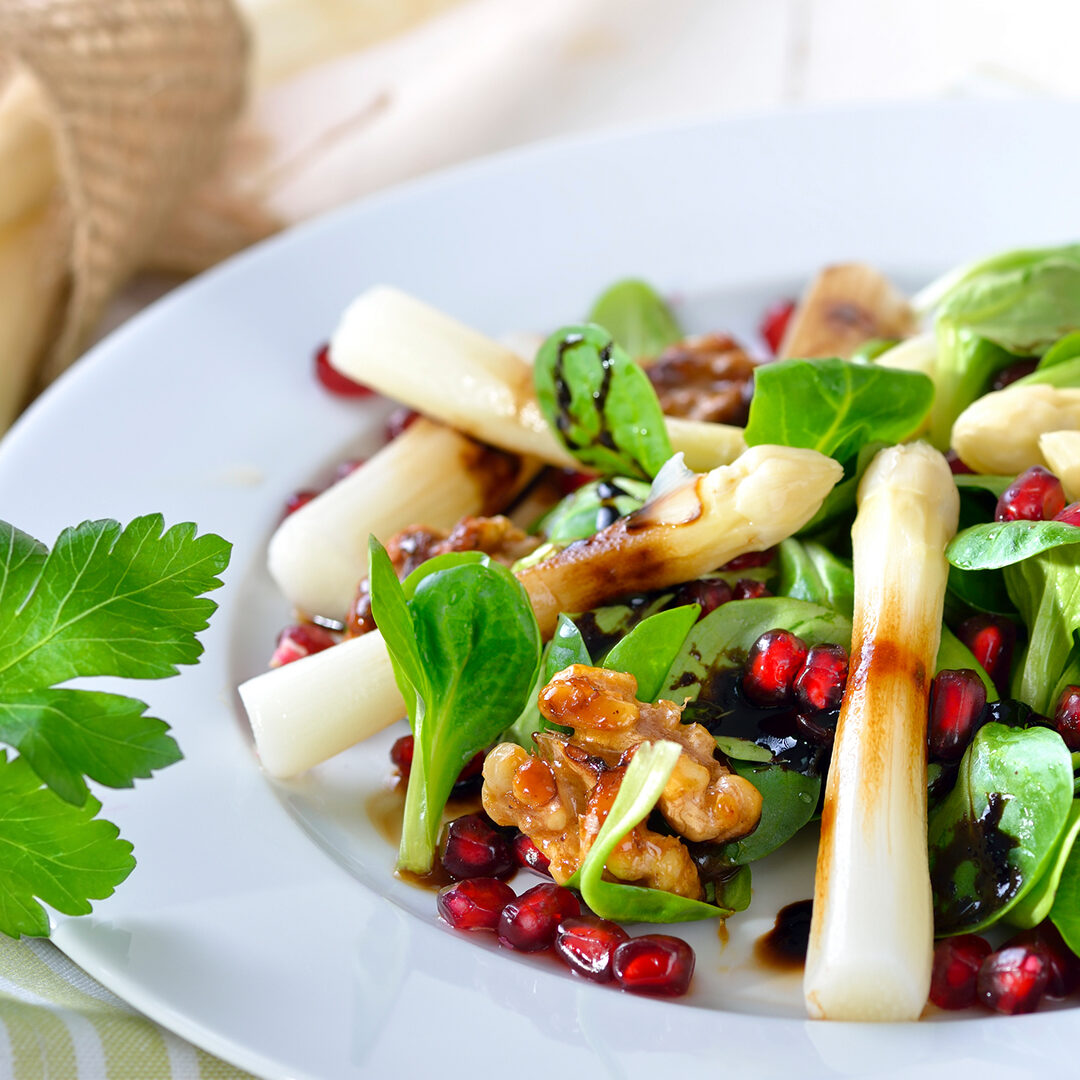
[0,0,249,386]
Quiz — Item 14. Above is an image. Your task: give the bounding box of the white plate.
[3,101,1079,1080]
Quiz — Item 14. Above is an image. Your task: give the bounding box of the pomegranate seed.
[794,710,837,746]
[441,814,514,880]
[991,359,1038,391]
[557,470,593,495]
[314,343,374,398]
[386,407,419,441]
[437,877,515,931]
[1053,502,1080,527]
[284,489,318,517]
[269,623,336,667]
[554,917,630,981]
[995,466,1066,522]
[1054,685,1080,751]
[389,734,414,776]
[733,578,771,600]
[720,548,776,571]
[945,449,974,475]
[794,644,849,712]
[956,615,1015,695]
[760,300,795,355]
[612,935,695,997]
[456,750,485,783]
[929,934,992,1009]
[1004,924,1080,999]
[333,458,365,483]
[674,578,733,619]
[977,946,1049,1015]
[928,669,987,761]
[513,833,552,875]
[497,883,580,951]
[742,629,808,706]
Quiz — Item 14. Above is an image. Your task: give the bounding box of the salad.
[239,244,1080,1021]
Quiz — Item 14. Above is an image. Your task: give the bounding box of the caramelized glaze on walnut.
[481,665,763,899]
[647,334,757,426]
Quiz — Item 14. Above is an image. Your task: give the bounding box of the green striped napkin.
[0,938,251,1079]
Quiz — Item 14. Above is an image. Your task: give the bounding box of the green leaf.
[952,474,1015,498]
[717,760,820,865]
[534,324,674,480]
[587,279,682,360]
[936,626,997,701]
[1014,355,1080,389]
[0,517,230,690]
[1051,817,1080,955]
[776,539,854,617]
[1005,548,1080,714]
[380,556,542,873]
[1037,330,1080,371]
[538,477,649,545]
[0,751,134,938]
[575,740,731,922]
[712,735,773,762]
[743,358,934,465]
[947,520,1080,570]
[1008,800,1080,929]
[603,605,699,702]
[929,723,1074,934]
[0,691,181,806]
[849,338,900,364]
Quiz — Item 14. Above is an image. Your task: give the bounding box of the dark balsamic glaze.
[573,594,657,659]
[930,792,1022,933]
[755,900,814,971]
[553,335,619,453]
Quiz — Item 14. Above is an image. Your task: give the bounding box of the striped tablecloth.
[0,938,250,1079]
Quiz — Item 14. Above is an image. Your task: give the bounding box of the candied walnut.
[482,665,763,900]
[647,334,757,426]
[345,515,540,636]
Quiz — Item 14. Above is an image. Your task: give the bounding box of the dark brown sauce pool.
[755,899,813,972]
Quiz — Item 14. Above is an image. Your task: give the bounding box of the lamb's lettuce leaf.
[587,279,682,360]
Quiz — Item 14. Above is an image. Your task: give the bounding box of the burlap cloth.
[0,0,274,389]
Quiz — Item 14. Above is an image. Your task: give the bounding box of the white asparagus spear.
[268,418,536,620]
[1040,431,1080,501]
[244,443,841,777]
[329,286,748,472]
[804,442,958,1022]
[951,383,1080,476]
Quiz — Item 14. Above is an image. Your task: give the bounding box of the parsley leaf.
[0,751,135,938]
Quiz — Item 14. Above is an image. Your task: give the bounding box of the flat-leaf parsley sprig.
[0,514,231,938]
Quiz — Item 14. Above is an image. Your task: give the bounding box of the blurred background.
[1,0,1077,434]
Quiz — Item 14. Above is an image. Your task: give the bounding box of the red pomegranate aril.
[437,877,515,931]
[760,300,795,355]
[794,711,837,746]
[991,358,1038,391]
[612,935,695,997]
[945,449,974,475]
[733,578,771,600]
[928,669,987,761]
[675,578,733,619]
[497,883,580,951]
[929,934,992,1009]
[1054,501,1080,527]
[995,465,1066,522]
[269,623,336,667]
[386,407,420,441]
[513,833,552,875]
[956,615,1016,695]
[1004,924,1080,999]
[554,917,630,981]
[441,814,515,880]
[977,946,1049,1015]
[720,548,776,571]
[284,489,318,517]
[314,343,374,398]
[389,734,414,776]
[794,644,849,712]
[742,629,809,706]
[557,470,593,495]
[1053,685,1080,752]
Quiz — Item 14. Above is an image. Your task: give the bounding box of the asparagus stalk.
[951,384,1080,476]
[329,286,748,472]
[1039,431,1080,501]
[268,418,537,620]
[243,444,841,776]
[804,443,958,1022]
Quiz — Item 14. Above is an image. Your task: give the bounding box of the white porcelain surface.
[2,103,1079,1079]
